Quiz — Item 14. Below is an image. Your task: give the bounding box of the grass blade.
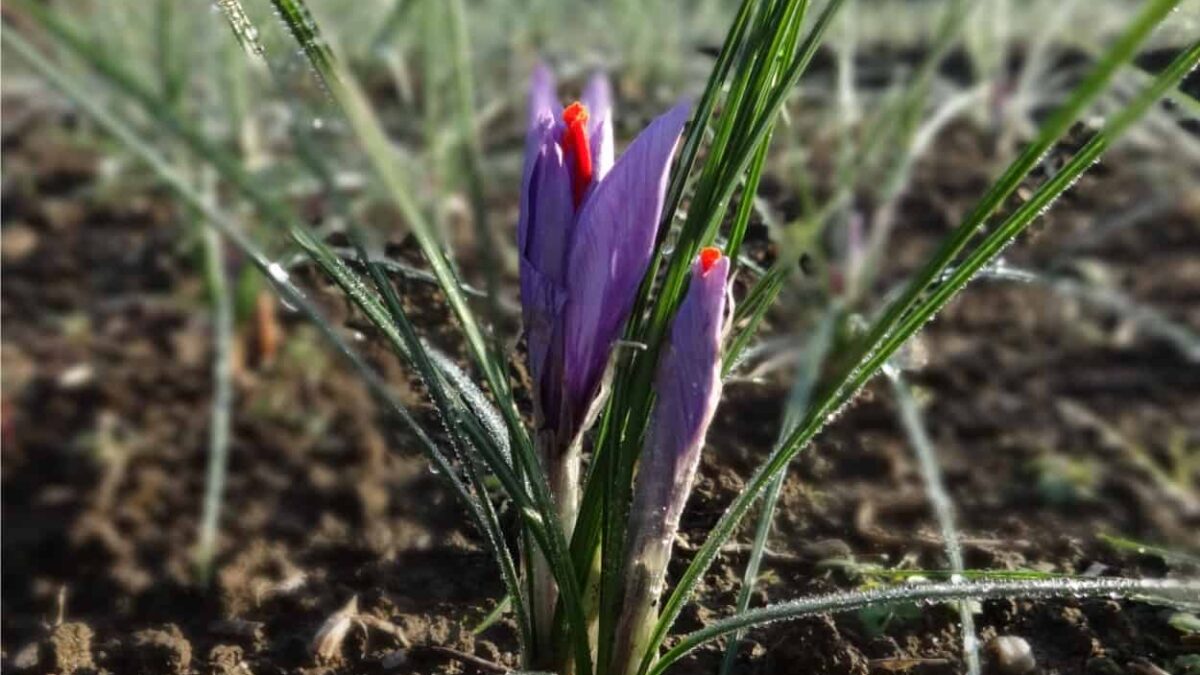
[194,179,236,584]
[354,238,533,661]
[445,0,505,342]
[886,370,977,675]
[213,0,267,59]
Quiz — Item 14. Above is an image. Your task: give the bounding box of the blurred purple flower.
[519,64,690,448]
[612,248,729,675]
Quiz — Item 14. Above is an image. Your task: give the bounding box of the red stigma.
[699,247,722,274]
[561,101,593,207]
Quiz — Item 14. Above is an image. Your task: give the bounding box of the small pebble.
[985,635,1036,675]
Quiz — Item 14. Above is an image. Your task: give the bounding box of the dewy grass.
[652,577,1200,675]
[10,0,1200,673]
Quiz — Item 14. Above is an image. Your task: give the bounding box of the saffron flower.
[612,247,729,675]
[518,64,690,660]
[519,64,691,461]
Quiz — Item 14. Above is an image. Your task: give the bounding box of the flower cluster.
[518,67,730,672]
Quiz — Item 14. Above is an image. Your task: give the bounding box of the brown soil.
[3,97,1198,675]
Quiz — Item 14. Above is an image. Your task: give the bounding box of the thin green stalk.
[724,134,771,269]
[369,0,415,55]
[14,0,516,511]
[446,0,505,349]
[214,0,267,59]
[980,265,1200,363]
[597,3,814,668]
[886,370,977,675]
[570,0,760,589]
[195,174,235,584]
[594,8,848,671]
[355,240,532,663]
[657,0,759,248]
[839,0,1182,387]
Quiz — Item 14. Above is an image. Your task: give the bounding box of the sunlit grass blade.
[638,6,1191,672]
[369,0,416,55]
[657,0,759,246]
[865,568,1094,582]
[268,0,336,87]
[352,237,533,661]
[591,6,850,671]
[652,577,1200,675]
[841,0,1185,384]
[887,370,977,675]
[445,0,505,340]
[844,0,971,190]
[979,264,1200,363]
[569,0,759,590]
[723,135,770,268]
[213,0,267,59]
[471,595,513,635]
[646,0,845,340]
[1099,534,1200,569]
[596,0,815,665]
[194,183,236,584]
[268,0,513,410]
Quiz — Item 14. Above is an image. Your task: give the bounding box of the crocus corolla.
[519,65,690,461]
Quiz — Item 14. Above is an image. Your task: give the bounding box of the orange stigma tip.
[699,247,722,273]
[561,101,594,207]
[563,101,589,126]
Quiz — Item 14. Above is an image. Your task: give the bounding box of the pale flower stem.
[611,505,675,675]
[528,437,581,667]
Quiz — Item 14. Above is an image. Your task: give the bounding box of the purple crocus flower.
[519,65,690,453]
[611,248,729,675]
[519,65,690,659]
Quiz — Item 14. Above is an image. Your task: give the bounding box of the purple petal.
[582,73,615,180]
[633,252,728,554]
[528,62,559,131]
[651,253,728,473]
[519,64,562,255]
[523,141,575,284]
[520,258,568,429]
[561,100,691,419]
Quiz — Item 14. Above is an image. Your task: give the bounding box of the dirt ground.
[3,83,1199,675]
